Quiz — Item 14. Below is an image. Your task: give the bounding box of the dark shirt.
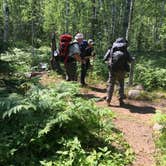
[79,40,88,58]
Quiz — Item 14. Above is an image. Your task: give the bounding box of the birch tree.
[3,0,9,43]
[65,0,70,33]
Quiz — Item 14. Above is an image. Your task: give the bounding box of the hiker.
[74,33,95,86]
[59,33,84,81]
[50,31,63,74]
[73,33,87,85]
[80,39,95,86]
[104,37,134,106]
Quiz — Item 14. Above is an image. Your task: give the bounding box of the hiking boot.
[81,83,87,87]
[81,82,87,87]
[106,97,111,106]
[119,99,125,106]
[121,94,127,99]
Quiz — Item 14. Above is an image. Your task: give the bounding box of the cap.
[115,37,128,44]
[88,39,94,45]
[75,33,84,40]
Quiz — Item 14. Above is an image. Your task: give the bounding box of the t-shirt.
[79,40,88,58]
[68,42,81,58]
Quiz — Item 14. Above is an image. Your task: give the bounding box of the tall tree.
[31,1,34,55]
[125,0,134,41]
[65,0,70,33]
[126,0,135,86]
[123,0,134,40]
[3,0,9,43]
[91,0,97,39]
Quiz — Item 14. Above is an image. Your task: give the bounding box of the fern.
[38,112,71,137]
[0,81,133,165]
[0,93,23,114]
[2,103,36,118]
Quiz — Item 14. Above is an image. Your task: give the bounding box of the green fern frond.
[38,111,71,137]
[55,82,79,95]
[3,103,36,119]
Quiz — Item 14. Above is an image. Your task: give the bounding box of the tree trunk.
[123,0,134,40]
[31,0,35,56]
[111,0,116,41]
[91,0,97,39]
[125,0,134,41]
[65,0,70,33]
[155,1,165,42]
[3,0,9,43]
[124,0,135,86]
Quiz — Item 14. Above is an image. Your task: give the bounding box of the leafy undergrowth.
[0,81,134,166]
[134,51,166,91]
[0,47,50,74]
[154,111,166,166]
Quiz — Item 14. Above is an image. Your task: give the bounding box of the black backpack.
[111,50,127,72]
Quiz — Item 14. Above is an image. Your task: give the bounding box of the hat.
[88,39,94,45]
[115,37,128,44]
[75,33,84,40]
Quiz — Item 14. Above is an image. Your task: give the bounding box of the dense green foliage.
[0,83,134,165]
[0,49,134,165]
[1,0,166,53]
[134,51,166,91]
[1,0,166,92]
[154,111,166,166]
[1,0,166,164]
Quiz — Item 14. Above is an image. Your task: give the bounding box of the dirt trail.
[82,84,160,166]
[40,74,161,166]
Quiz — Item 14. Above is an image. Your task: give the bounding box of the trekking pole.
[128,60,135,86]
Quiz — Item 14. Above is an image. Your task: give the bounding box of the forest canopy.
[1,0,166,53]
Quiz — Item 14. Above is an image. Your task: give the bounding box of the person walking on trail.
[64,33,85,81]
[74,33,88,85]
[74,33,95,86]
[80,39,95,86]
[104,37,134,106]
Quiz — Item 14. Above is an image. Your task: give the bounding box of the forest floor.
[81,83,166,166]
[40,73,166,166]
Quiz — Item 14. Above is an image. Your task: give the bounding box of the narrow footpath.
[81,84,161,166]
[40,74,163,166]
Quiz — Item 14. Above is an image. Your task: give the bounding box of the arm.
[103,49,110,61]
[73,54,82,62]
[103,47,113,61]
[126,50,135,63]
[69,43,85,63]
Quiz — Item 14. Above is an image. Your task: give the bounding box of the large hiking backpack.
[59,34,73,63]
[111,50,127,72]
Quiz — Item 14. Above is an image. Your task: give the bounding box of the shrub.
[154,111,166,166]
[134,64,166,91]
[0,82,134,165]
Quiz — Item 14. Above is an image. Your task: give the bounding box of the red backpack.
[59,34,73,63]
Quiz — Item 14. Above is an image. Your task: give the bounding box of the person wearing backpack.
[59,33,84,81]
[74,33,95,86]
[73,33,88,85]
[80,39,95,86]
[104,37,134,106]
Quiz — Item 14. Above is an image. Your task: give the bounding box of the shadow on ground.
[111,102,156,114]
[88,85,106,93]
[81,85,156,114]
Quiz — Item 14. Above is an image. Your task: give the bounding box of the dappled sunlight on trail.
[86,84,159,166]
